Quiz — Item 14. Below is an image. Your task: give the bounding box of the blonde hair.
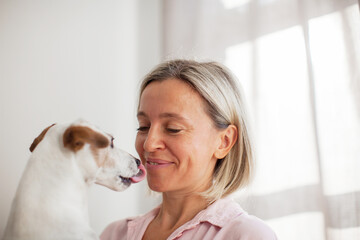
[138,59,254,203]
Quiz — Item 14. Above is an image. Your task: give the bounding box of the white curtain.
[162,0,360,239]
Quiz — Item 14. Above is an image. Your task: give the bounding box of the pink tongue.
[130,164,147,183]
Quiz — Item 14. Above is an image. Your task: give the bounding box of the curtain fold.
[163,0,360,239]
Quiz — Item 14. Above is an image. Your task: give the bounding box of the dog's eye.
[110,137,114,148]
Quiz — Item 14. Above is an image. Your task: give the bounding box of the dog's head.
[29,120,146,191]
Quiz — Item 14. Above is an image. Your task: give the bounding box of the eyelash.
[137,126,149,132]
[136,126,182,134]
[166,128,181,133]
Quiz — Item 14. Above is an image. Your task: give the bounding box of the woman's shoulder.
[206,198,277,239]
[221,212,277,239]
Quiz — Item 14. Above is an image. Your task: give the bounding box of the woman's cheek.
[135,135,144,156]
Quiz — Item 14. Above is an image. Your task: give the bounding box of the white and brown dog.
[2,120,146,240]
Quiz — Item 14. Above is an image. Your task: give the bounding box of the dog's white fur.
[2,120,142,240]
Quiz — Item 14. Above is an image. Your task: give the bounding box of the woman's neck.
[155,192,209,231]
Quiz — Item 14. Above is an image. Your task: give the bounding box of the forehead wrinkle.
[159,112,189,122]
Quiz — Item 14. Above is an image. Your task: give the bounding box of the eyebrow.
[137,111,188,121]
[137,111,148,118]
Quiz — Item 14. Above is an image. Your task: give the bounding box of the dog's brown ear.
[63,126,110,152]
[30,124,56,152]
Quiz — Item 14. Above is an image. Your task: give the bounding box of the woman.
[101,59,277,240]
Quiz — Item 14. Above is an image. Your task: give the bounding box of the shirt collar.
[186,197,244,228]
[128,197,244,227]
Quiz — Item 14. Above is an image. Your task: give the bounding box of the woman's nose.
[143,128,165,152]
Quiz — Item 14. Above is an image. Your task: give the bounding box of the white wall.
[0,0,162,236]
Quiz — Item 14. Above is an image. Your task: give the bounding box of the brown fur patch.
[29,124,56,152]
[63,126,110,153]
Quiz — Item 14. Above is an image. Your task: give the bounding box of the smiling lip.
[145,159,174,170]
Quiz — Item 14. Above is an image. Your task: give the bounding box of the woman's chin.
[146,175,169,192]
[148,182,166,193]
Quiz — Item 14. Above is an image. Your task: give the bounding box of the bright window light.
[221,0,252,9]
[309,5,360,196]
[253,26,318,194]
[225,42,253,109]
[328,227,360,239]
[268,212,325,240]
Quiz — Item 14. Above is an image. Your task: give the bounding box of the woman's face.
[135,78,222,195]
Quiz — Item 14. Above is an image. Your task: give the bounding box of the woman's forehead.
[140,79,203,106]
[138,79,211,123]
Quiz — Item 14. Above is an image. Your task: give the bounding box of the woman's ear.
[214,125,238,159]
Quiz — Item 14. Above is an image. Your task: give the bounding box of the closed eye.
[137,126,149,132]
[166,128,181,134]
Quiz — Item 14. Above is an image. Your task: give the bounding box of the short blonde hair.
[138,59,254,203]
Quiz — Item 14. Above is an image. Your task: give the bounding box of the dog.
[2,120,146,240]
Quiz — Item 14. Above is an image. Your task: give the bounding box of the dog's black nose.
[135,159,141,167]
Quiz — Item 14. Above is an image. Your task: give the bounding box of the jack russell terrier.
[2,120,146,240]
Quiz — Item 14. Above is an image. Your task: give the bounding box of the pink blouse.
[100,197,277,240]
